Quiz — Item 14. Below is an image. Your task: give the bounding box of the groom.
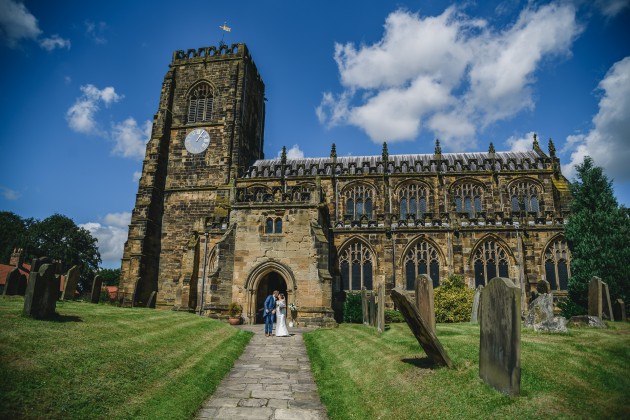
[263,290,279,337]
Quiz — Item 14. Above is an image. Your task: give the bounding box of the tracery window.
[544,239,571,291]
[453,183,483,217]
[473,240,510,287]
[344,184,374,220]
[399,184,429,220]
[265,217,282,234]
[339,241,373,291]
[509,181,541,214]
[187,82,214,123]
[403,241,440,290]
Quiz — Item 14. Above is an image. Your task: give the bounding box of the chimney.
[10,248,23,267]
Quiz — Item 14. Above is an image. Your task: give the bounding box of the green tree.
[99,268,120,286]
[565,157,630,310]
[0,211,32,264]
[434,274,474,323]
[26,214,101,292]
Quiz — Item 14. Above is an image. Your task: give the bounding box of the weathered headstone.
[390,287,452,368]
[369,293,376,327]
[146,291,157,308]
[588,277,603,318]
[479,277,521,396]
[3,268,21,296]
[471,286,483,323]
[601,282,614,321]
[536,279,550,294]
[361,287,368,325]
[524,293,567,333]
[61,265,80,301]
[377,283,385,333]
[414,274,436,333]
[23,264,59,319]
[567,315,607,328]
[613,299,626,322]
[17,273,27,295]
[90,275,103,304]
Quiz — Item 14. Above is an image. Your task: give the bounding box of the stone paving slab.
[196,325,328,419]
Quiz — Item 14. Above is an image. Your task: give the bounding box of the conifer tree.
[565,157,630,310]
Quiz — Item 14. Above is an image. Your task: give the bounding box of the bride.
[275,293,290,337]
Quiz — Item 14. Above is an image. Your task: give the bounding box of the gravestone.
[90,275,103,304]
[23,264,59,319]
[471,286,483,324]
[3,268,21,296]
[369,293,376,327]
[588,277,603,318]
[390,287,452,367]
[17,273,27,295]
[613,299,626,322]
[361,287,368,325]
[524,293,567,333]
[61,265,80,301]
[146,291,157,308]
[414,274,435,333]
[536,279,550,294]
[479,277,521,396]
[377,283,385,333]
[601,282,614,321]
[567,315,607,328]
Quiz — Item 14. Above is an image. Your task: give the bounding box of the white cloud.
[318,3,582,149]
[563,56,630,181]
[506,131,537,152]
[0,185,20,200]
[111,117,151,159]
[0,0,41,48]
[80,215,129,264]
[278,144,305,159]
[85,20,107,44]
[132,171,141,182]
[39,34,70,51]
[66,84,123,135]
[103,211,131,228]
[593,0,630,17]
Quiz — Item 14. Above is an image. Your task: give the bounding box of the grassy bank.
[0,297,252,419]
[304,322,630,419]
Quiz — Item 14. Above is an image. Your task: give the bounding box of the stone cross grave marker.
[23,263,59,319]
[61,265,80,301]
[3,268,20,296]
[390,287,453,368]
[613,299,626,322]
[369,293,376,327]
[601,282,614,321]
[377,283,385,333]
[361,287,368,325]
[90,274,103,304]
[588,276,603,318]
[479,277,521,396]
[414,274,436,334]
[471,286,483,324]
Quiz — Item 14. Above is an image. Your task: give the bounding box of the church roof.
[245,150,546,178]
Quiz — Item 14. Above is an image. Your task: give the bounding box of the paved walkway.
[196,325,329,420]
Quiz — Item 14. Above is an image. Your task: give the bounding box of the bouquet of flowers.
[289,303,297,311]
[288,303,297,327]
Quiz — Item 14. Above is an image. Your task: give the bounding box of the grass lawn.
[0,297,252,419]
[304,321,630,419]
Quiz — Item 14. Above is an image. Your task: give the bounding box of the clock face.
[184,129,210,154]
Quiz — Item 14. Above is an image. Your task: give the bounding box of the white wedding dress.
[275,300,290,337]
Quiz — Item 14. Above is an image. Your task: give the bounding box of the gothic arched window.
[544,238,571,291]
[403,240,440,290]
[398,184,429,220]
[453,183,484,217]
[339,241,374,291]
[344,185,374,220]
[473,240,510,287]
[509,181,542,215]
[187,82,214,123]
[264,217,283,234]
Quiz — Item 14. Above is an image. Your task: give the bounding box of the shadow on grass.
[401,357,439,370]
[48,313,83,323]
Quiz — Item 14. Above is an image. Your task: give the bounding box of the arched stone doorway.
[255,271,287,324]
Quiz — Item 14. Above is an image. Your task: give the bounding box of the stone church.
[119,43,572,326]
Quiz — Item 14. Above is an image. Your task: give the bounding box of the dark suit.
[263,294,276,334]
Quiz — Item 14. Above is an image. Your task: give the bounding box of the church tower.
[119,43,265,307]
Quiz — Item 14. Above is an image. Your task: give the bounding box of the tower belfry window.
[187,83,214,123]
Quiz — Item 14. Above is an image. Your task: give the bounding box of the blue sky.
[1,0,629,268]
